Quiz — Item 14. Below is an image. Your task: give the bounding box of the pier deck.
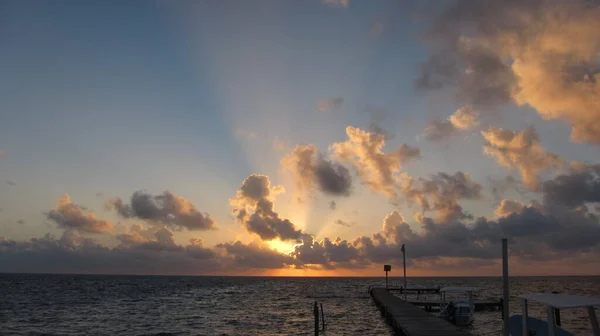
[370,288,472,336]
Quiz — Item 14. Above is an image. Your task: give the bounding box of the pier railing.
[313,301,326,335]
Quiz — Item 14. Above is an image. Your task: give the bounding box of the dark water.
[1,275,599,335]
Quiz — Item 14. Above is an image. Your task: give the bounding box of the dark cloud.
[230,175,304,241]
[106,191,216,231]
[47,195,113,233]
[291,235,362,268]
[0,231,298,274]
[282,145,352,196]
[217,241,300,269]
[543,164,600,207]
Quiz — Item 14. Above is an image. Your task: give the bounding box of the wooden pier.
[370,288,472,336]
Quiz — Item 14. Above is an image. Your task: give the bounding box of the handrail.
[313,301,327,335]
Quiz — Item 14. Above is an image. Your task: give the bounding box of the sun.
[267,239,296,254]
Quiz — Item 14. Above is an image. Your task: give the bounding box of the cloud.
[17,219,25,225]
[317,97,343,113]
[106,191,216,231]
[481,126,563,190]
[542,163,600,207]
[351,202,600,265]
[282,144,352,196]
[424,105,479,141]
[46,195,113,233]
[217,241,299,269]
[334,219,354,227]
[330,126,420,198]
[0,231,298,274]
[291,235,362,268]
[323,0,349,8]
[230,175,304,241]
[494,199,526,218]
[449,105,480,130]
[400,171,483,221]
[235,129,258,141]
[417,0,600,144]
[6,180,16,186]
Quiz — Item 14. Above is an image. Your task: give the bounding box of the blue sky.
[1,0,599,275]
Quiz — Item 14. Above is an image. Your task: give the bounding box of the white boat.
[508,293,600,336]
[438,286,476,326]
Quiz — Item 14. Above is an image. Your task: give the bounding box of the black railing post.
[314,301,319,336]
[320,303,325,330]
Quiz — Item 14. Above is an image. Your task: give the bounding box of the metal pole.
[314,301,319,336]
[385,270,388,289]
[320,303,325,331]
[402,244,407,301]
[502,238,510,336]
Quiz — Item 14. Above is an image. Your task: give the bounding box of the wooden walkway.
[370,288,472,336]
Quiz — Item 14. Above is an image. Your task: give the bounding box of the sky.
[1,0,600,276]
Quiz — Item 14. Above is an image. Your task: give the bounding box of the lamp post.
[384,264,391,289]
[402,244,407,300]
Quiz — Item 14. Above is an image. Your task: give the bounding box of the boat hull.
[508,315,574,336]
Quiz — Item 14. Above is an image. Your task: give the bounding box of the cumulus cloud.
[323,0,348,8]
[317,97,343,112]
[417,0,600,144]
[282,144,352,196]
[424,105,480,141]
[400,171,483,221]
[330,126,420,198]
[46,195,113,233]
[230,175,304,241]
[481,126,563,190]
[543,163,600,207]
[291,235,362,268]
[106,191,216,231]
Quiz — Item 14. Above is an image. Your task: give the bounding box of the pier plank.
[370,288,472,336]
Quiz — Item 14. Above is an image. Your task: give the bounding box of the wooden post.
[502,238,510,336]
[547,306,556,336]
[314,301,319,336]
[588,307,600,336]
[554,308,561,326]
[320,303,325,330]
[521,298,528,336]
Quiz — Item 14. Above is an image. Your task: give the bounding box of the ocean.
[1,275,598,335]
